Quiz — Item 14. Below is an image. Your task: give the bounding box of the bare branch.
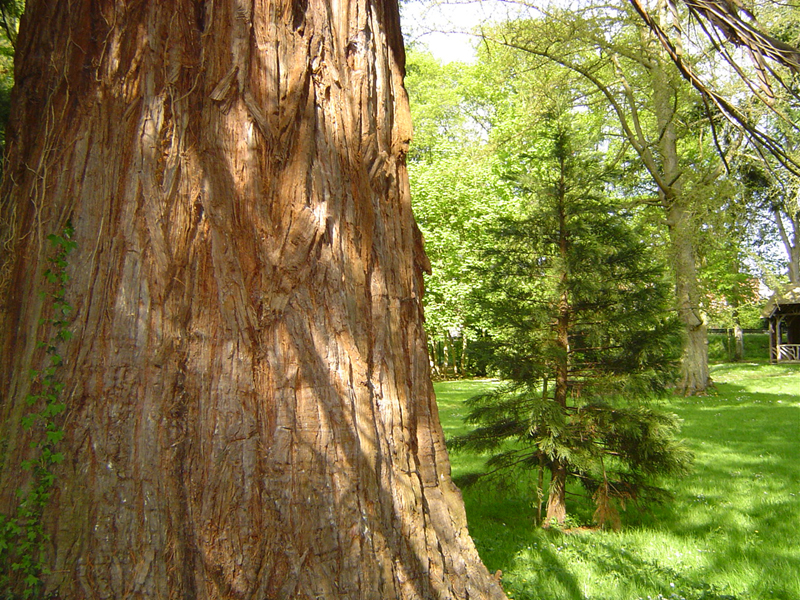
[627,0,800,176]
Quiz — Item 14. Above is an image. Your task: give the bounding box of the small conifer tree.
[450,110,692,528]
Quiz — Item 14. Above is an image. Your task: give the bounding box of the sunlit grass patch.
[434,378,502,440]
[436,363,800,600]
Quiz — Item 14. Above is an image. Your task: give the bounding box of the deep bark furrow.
[0,1,506,599]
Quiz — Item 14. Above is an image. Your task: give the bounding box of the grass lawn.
[435,362,800,600]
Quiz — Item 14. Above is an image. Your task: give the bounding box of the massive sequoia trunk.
[0,1,507,598]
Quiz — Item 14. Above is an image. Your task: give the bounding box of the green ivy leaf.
[46,430,64,444]
[45,403,66,417]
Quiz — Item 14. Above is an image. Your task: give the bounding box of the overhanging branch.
[628,0,800,176]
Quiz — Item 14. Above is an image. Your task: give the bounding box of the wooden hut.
[763,285,800,363]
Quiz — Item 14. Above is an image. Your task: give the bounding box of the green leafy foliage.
[0,223,75,599]
[406,49,518,376]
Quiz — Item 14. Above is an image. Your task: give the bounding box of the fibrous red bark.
[0,1,507,598]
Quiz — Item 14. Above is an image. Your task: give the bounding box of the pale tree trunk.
[651,40,710,395]
[461,334,468,375]
[732,304,744,362]
[774,207,800,285]
[734,324,745,361]
[664,203,710,394]
[0,1,506,599]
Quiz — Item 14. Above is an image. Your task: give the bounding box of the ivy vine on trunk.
[0,223,74,599]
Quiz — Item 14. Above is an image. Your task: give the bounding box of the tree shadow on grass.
[462,490,746,600]
[459,488,584,600]
[453,383,800,600]
[661,385,800,599]
[460,488,739,600]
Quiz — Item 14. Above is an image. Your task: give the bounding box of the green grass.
[436,363,800,600]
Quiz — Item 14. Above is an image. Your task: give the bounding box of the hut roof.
[762,285,800,318]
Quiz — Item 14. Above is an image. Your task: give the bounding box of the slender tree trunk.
[0,2,506,599]
[544,180,570,527]
[544,345,570,525]
[429,340,442,377]
[544,461,567,526]
[734,325,744,361]
[732,304,745,362]
[445,332,455,376]
[773,206,800,285]
[789,227,800,285]
[461,334,468,376]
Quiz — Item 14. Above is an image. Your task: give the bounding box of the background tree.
[0,0,21,152]
[744,165,800,286]
[629,0,800,172]
[0,1,507,598]
[484,0,738,395]
[409,0,800,389]
[738,125,800,287]
[450,110,690,529]
[405,49,514,376]
[726,1,800,289]
[693,178,768,361]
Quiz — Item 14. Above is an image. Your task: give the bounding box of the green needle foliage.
[450,110,692,529]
